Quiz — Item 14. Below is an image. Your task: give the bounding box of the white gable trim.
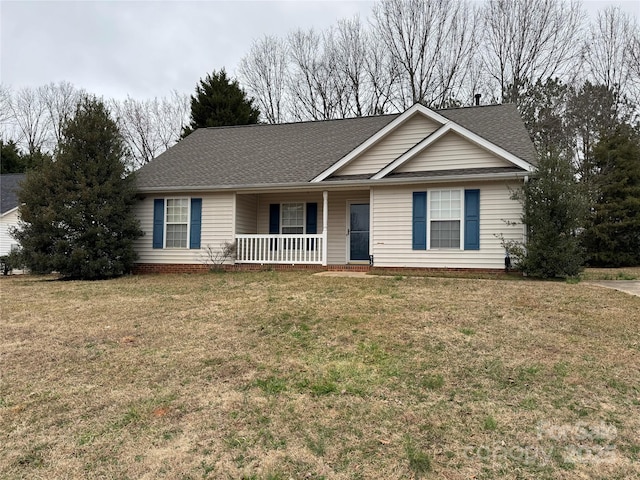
[372,121,535,179]
[1,206,19,218]
[310,104,450,183]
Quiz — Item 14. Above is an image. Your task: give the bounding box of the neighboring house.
[133,103,536,273]
[0,173,25,257]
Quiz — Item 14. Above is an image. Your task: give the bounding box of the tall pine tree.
[13,97,142,279]
[583,125,640,267]
[182,69,260,137]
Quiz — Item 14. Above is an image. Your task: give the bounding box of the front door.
[349,203,370,262]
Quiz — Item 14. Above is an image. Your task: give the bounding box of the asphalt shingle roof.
[135,104,535,191]
[438,104,537,166]
[1,173,25,215]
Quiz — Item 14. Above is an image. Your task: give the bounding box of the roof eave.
[1,206,19,217]
[135,170,528,195]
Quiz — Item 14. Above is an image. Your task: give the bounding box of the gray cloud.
[2,0,636,101]
[1,0,374,99]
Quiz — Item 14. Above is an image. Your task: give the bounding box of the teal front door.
[349,203,370,261]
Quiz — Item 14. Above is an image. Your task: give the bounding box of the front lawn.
[1,272,638,479]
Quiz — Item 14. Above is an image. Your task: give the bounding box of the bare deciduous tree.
[372,0,478,109]
[39,81,85,146]
[0,84,13,128]
[156,90,190,150]
[111,92,189,169]
[583,7,639,102]
[38,81,85,148]
[287,28,345,121]
[238,35,289,124]
[10,86,51,155]
[482,0,585,104]
[363,30,400,114]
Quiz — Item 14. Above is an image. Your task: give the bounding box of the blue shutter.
[464,189,480,250]
[190,198,202,249]
[306,202,318,250]
[269,204,280,234]
[412,192,427,250]
[153,199,164,249]
[306,203,317,234]
[269,204,280,251]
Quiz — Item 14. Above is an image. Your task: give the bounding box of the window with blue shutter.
[189,198,202,249]
[412,192,427,250]
[464,189,480,250]
[153,197,202,249]
[153,199,164,249]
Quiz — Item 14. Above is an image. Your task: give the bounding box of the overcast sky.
[1,0,638,101]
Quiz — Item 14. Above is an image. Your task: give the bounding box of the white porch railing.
[235,234,325,265]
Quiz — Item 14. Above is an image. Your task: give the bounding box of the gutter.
[135,171,529,195]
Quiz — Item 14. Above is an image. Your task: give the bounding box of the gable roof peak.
[135,103,535,191]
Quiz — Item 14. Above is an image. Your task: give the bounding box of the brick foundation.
[371,267,508,276]
[133,263,509,275]
[132,263,211,274]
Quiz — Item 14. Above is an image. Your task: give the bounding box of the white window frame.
[428,189,464,250]
[164,197,190,249]
[280,202,306,234]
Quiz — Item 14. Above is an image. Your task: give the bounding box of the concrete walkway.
[585,281,640,297]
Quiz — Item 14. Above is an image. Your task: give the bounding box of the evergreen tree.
[13,97,142,279]
[0,139,26,173]
[182,69,260,137]
[517,78,573,158]
[509,153,587,278]
[566,82,631,190]
[583,125,640,267]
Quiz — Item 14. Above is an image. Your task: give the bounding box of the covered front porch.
[233,189,371,267]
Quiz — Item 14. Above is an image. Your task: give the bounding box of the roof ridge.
[436,103,513,112]
[197,113,401,132]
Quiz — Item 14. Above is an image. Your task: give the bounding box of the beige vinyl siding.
[235,194,258,234]
[0,209,20,256]
[371,182,523,269]
[134,192,234,264]
[395,131,511,173]
[337,114,439,176]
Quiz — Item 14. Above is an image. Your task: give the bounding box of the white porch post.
[322,190,328,266]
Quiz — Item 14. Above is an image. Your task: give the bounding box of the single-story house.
[133,103,536,273]
[0,173,25,257]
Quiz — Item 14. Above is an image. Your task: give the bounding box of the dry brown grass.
[1,271,639,479]
[580,267,640,280]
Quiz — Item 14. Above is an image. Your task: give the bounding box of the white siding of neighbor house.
[370,182,524,269]
[0,209,20,256]
[134,192,234,264]
[336,114,440,176]
[395,131,511,173]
